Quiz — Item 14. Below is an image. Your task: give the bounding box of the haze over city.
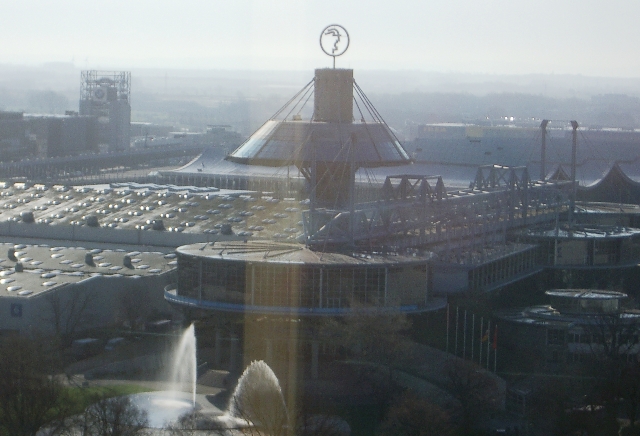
[3,0,640,77]
[3,2,640,435]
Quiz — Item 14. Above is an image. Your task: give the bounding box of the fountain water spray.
[228,360,288,433]
[169,323,197,407]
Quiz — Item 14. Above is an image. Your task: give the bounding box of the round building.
[165,240,443,316]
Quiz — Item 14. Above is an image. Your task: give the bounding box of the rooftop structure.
[520,223,640,269]
[405,122,640,170]
[79,71,131,152]
[497,289,640,373]
[0,110,98,160]
[166,240,444,316]
[0,181,309,246]
[0,241,176,335]
[227,68,410,211]
[228,70,409,167]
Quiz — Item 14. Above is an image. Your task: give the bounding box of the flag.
[481,329,489,342]
[492,325,498,350]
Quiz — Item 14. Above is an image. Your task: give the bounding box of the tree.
[444,360,500,434]
[377,391,455,436]
[525,378,577,436]
[322,309,414,384]
[584,311,640,434]
[164,410,226,436]
[0,335,70,436]
[321,309,416,419]
[296,415,349,436]
[73,394,149,436]
[619,364,640,433]
[43,287,92,343]
[118,286,151,330]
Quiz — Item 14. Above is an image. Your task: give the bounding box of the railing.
[164,285,446,315]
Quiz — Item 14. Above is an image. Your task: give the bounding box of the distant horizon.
[2,0,640,78]
[4,61,640,81]
[2,62,640,104]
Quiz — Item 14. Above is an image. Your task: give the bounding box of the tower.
[226,68,410,202]
[79,71,131,152]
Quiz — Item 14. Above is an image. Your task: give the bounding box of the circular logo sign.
[320,25,350,58]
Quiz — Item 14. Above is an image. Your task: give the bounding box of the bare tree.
[322,309,414,413]
[0,335,70,436]
[377,391,455,436]
[43,287,92,343]
[584,311,640,433]
[322,309,414,385]
[73,394,149,436]
[164,410,228,436]
[444,360,500,434]
[524,378,578,436]
[119,286,151,330]
[296,414,350,436]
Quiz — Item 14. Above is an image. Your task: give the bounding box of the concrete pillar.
[311,340,320,380]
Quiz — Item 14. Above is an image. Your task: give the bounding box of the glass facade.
[176,252,425,311]
[467,246,539,291]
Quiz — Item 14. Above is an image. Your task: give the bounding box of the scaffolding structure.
[79,70,131,152]
[303,166,573,252]
[80,71,131,103]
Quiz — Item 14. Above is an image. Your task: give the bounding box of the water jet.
[169,323,197,407]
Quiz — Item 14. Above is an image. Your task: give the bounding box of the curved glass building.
[165,240,444,316]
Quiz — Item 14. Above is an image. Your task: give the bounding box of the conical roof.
[226,68,411,168]
[226,119,410,167]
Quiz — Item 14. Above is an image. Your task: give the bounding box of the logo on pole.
[320,25,350,68]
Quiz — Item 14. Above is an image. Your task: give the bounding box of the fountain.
[169,323,197,407]
[127,323,200,428]
[227,360,288,433]
[127,331,289,431]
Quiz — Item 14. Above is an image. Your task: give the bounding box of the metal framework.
[80,71,131,103]
[303,166,573,251]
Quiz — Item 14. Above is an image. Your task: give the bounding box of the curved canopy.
[226,120,410,167]
[577,162,640,204]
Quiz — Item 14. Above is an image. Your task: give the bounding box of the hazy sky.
[2,0,639,77]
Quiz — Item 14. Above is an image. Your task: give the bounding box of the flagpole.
[493,324,498,373]
[479,317,483,365]
[471,313,475,362]
[463,310,467,360]
[486,320,491,370]
[446,303,450,354]
[455,306,459,357]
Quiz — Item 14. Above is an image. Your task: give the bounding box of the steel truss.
[303,165,573,250]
